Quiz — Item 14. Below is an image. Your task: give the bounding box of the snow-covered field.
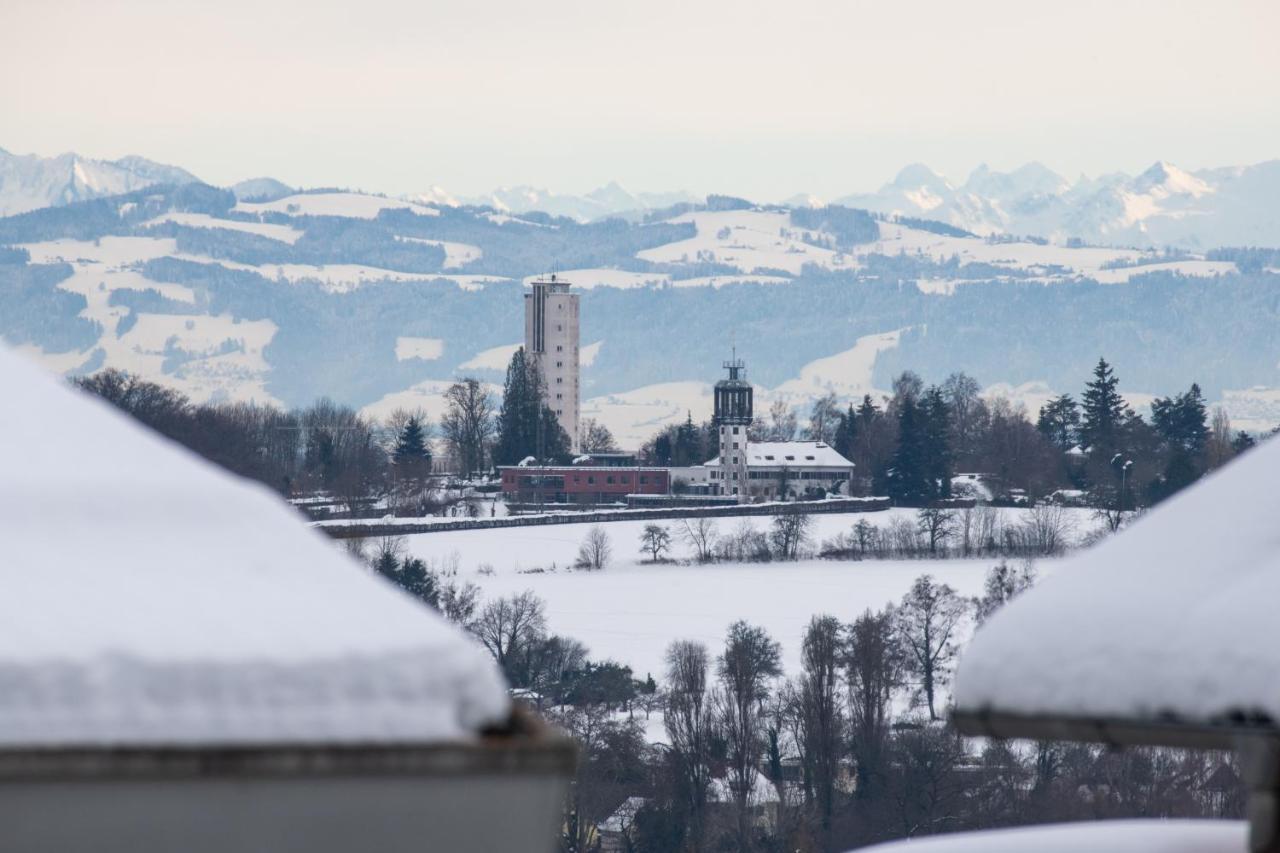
[398,508,1103,679]
[235,191,440,220]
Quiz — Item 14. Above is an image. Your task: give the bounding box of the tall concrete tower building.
[712,354,753,501]
[524,274,580,453]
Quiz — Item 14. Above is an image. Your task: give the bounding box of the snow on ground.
[395,235,482,268]
[215,261,462,293]
[524,269,668,290]
[772,329,904,403]
[235,191,440,220]
[394,337,444,361]
[1220,386,1280,433]
[581,340,603,367]
[670,274,793,288]
[1090,259,1237,284]
[145,211,305,244]
[399,508,1104,680]
[362,378,503,423]
[114,313,281,405]
[866,222,1144,278]
[580,381,715,449]
[864,820,1245,853]
[459,342,522,371]
[638,210,858,276]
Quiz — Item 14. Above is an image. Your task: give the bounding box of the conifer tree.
[493,348,571,464]
[1080,358,1128,456]
[887,395,931,503]
[922,386,952,498]
[833,403,857,461]
[392,415,431,481]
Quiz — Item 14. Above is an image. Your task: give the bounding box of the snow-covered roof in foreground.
[954,436,1280,735]
[863,820,1245,853]
[0,345,509,748]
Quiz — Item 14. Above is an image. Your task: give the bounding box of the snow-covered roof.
[0,345,509,748]
[706,440,853,469]
[953,436,1280,742]
[597,796,647,833]
[863,820,1245,853]
[707,769,780,806]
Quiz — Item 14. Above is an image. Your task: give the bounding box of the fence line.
[314,497,891,540]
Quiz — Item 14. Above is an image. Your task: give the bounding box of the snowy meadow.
[397,507,1103,681]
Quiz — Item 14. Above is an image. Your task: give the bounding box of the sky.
[3,0,1278,201]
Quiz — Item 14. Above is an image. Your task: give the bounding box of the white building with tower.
[524,274,580,452]
[707,355,855,502]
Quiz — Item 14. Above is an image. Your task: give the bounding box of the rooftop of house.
[0,344,510,749]
[705,440,854,469]
[953,432,1280,747]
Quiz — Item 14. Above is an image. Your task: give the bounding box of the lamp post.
[1111,453,1134,517]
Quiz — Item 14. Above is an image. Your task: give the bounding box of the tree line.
[642,357,1269,514]
[360,538,1242,852]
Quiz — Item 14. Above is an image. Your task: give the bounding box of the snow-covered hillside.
[3,176,1277,435]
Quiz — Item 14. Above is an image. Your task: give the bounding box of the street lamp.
[1111,453,1134,516]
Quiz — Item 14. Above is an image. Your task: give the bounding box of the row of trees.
[435,564,1241,853]
[643,358,1268,511]
[71,347,622,512]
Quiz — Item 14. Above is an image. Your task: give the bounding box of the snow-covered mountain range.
[0,148,199,216]
[3,146,1279,249]
[833,160,1280,249]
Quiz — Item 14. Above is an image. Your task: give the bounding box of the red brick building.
[500,465,670,505]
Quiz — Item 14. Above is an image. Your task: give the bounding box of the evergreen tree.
[833,403,857,461]
[673,412,700,466]
[493,348,570,464]
[1080,358,1129,456]
[922,386,952,498]
[1036,394,1080,451]
[392,415,431,481]
[887,395,931,503]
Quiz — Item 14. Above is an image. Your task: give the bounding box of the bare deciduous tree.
[664,640,714,849]
[680,516,719,563]
[916,507,956,555]
[470,590,546,677]
[770,505,813,560]
[898,575,968,721]
[845,607,902,798]
[716,621,782,851]
[639,523,672,562]
[575,525,612,570]
[798,615,844,835]
[441,378,495,476]
[579,418,619,453]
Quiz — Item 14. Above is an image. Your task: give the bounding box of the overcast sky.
[3,0,1277,200]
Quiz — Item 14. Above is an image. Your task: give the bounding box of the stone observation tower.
[524,274,580,453]
[712,352,753,500]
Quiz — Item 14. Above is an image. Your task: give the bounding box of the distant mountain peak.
[0,147,199,216]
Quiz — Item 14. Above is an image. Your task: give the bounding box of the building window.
[639,475,648,484]
[732,442,738,449]
[556,377,562,384]
[587,476,595,485]
[607,475,615,484]
[556,345,563,352]
[732,426,739,435]
[732,472,738,480]
[556,361,563,368]
[556,393,562,399]
[785,455,795,461]
[621,475,630,484]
